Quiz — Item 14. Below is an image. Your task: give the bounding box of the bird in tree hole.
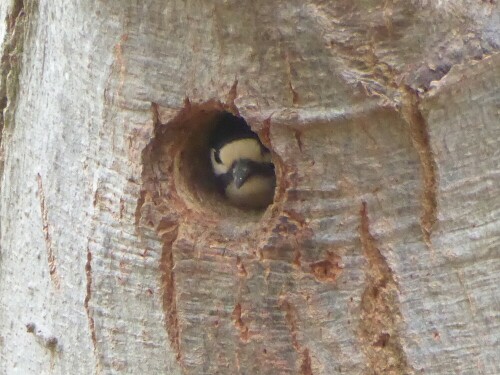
[209,112,275,209]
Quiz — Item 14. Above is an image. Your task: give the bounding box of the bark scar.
[294,130,303,153]
[235,256,247,278]
[84,246,98,360]
[300,348,313,375]
[232,303,250,342]
[310,251,343,283]
[289,81,299,105]
[26,321,59,369]
[159,223,181,360]
[226,79,239,113]
[278,298,300,351]
[285,50,299,105]
[401,88,438,249]
[358,202,413,374]
[36,174,60,289]
[278,297,314,374]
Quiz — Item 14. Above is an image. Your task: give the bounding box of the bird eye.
[212,149,222,164]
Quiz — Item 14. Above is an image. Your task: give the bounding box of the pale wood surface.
[0,1,498,374]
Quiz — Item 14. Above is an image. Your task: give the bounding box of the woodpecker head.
[209,113,275,209]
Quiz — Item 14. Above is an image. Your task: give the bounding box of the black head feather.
[209,112,260,151]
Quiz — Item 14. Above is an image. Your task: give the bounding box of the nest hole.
[163,106,276,218]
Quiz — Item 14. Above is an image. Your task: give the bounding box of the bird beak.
[232,160,252,189]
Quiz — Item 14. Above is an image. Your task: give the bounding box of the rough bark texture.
[0,1,498,374]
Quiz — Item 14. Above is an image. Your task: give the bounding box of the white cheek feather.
[219,138,269,167]
[262,151,272,163]
[210,148,229,175]
[225,175,275,208]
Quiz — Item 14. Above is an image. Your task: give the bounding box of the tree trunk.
[0,1,498,374]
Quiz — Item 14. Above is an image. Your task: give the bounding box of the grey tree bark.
[0,1,499,374]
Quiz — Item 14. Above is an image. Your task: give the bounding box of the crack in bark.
[279,297,314,374]
[159,221,181,361]
[84,245,100,371]
[279,298,300,351]
[232,303,250,342]
[288,81,299,105]
[235,256,247,278]
[284,50,300,105]
[300,348,313,375]
[401,88,438,248]
[358,202,413,375]
[36,174,60,289]
[226,79,239,114]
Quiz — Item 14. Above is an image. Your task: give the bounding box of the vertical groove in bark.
[36,173,60,289]
[159,225,181,361]
[358,202,412,375]
[300,348,313,375]
[226,79,239,114]
[279,297,314,374]
[401,88,438,248]
[235,256,247,278]
[231,302,250,342]
[278,298,300,351]
[83,245,100,372]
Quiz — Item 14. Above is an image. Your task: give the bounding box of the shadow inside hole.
[174,109,275,217]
